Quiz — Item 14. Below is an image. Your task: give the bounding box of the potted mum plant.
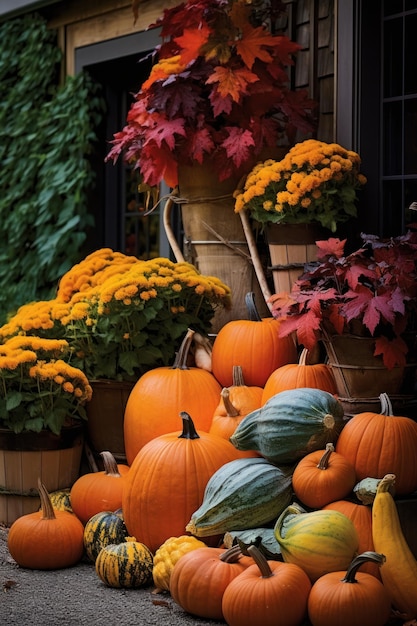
[107,0,316,325]
[0,247,231,462]
[269,230,417,405]
[234,139,367,293]
[0,335,92,524]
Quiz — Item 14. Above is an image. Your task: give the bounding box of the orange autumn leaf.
[206,65,259,101]
[175,25,211,66]
[236,25,278,69]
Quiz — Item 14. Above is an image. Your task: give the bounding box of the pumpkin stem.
[172,328,195,370]
[100,451,122,477]
[232,365,246,387]
[245,292,262,322]
[341,551,386,583]
[247,544,273,578]
[219,544,243,563]
[316,443,335,470]
[379,392,393,416]
[37,478,56,521]
[221,388,240,417]
[178,411,200,440]
[298,348,308,366]
[377,474,396,493]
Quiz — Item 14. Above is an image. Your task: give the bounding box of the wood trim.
[48,0,178,76]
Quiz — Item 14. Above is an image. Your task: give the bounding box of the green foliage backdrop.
[0,13,105,324]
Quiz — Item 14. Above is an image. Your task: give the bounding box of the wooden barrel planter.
[86,379,135,466]
[266,223,327,294]
[0,423,84,526]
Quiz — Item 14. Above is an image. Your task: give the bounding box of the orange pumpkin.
[70,451,129,525]
[291,443,357,509]
[209,365,262,457]
[323,500,380,579]
[123,328,221,464]
[307,552,390,626]
[8,479,84,569]
[335,392,417,496]
[211,292,298,388]
[122,412,240,553]
[262,348,337,403]
[170,545,252,620]
[222,545,311,626]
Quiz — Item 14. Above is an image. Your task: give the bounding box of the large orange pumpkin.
[123,328,221,464]
[211,293,298,388]
[122,412,240,553]
[262,348,337,403]
[335,393,417,496]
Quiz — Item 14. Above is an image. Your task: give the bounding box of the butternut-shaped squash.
[372,473,417,619]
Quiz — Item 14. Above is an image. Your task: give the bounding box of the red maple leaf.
[187,127,215,163]
[374,335,408,369]
[279,310,323,350]
[316,238,346,259]
[139,143,178,188]
[145,117,186,150]
[175,25,211,65]
[221,127,255,168]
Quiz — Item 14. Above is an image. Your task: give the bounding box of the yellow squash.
[372,473,417,620]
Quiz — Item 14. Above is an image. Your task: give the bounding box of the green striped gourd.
[95,538,153,588]
[84,510,129,562]
[48,489,73,513]
[230,387,345,464]
[274,503,359,582]
[186,456,292,537]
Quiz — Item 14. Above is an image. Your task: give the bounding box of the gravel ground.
[0,525,221,626]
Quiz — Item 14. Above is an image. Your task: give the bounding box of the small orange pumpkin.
[170,545,252,620]
[70,451,129,525]
[262,348,337,403]
[211,293,298,388]
[292,443,357,509]
[209,366,262,456]
[222,544,311,626]
[7,479,84,569]
[307,552,390,626]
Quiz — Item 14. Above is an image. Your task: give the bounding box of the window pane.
[404,98,417,174]
[405,13,417,94]
[383,100,403,175]
[384,17,403,97]
[405,179,417,226]
[382,180,404,235]
[384,0,404,15]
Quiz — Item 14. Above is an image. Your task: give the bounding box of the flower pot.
[176,164,269,332]
[0,423,84,526]
[86,379,135,465]
[266,223,327,294]
[323,333,405,397]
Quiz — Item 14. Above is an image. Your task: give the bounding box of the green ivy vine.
[0,13,105,324]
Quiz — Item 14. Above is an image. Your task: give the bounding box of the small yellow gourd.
[152,535,207,592]
[372,473,417,620]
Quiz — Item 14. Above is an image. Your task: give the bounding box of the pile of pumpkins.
[6,311,417,626]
